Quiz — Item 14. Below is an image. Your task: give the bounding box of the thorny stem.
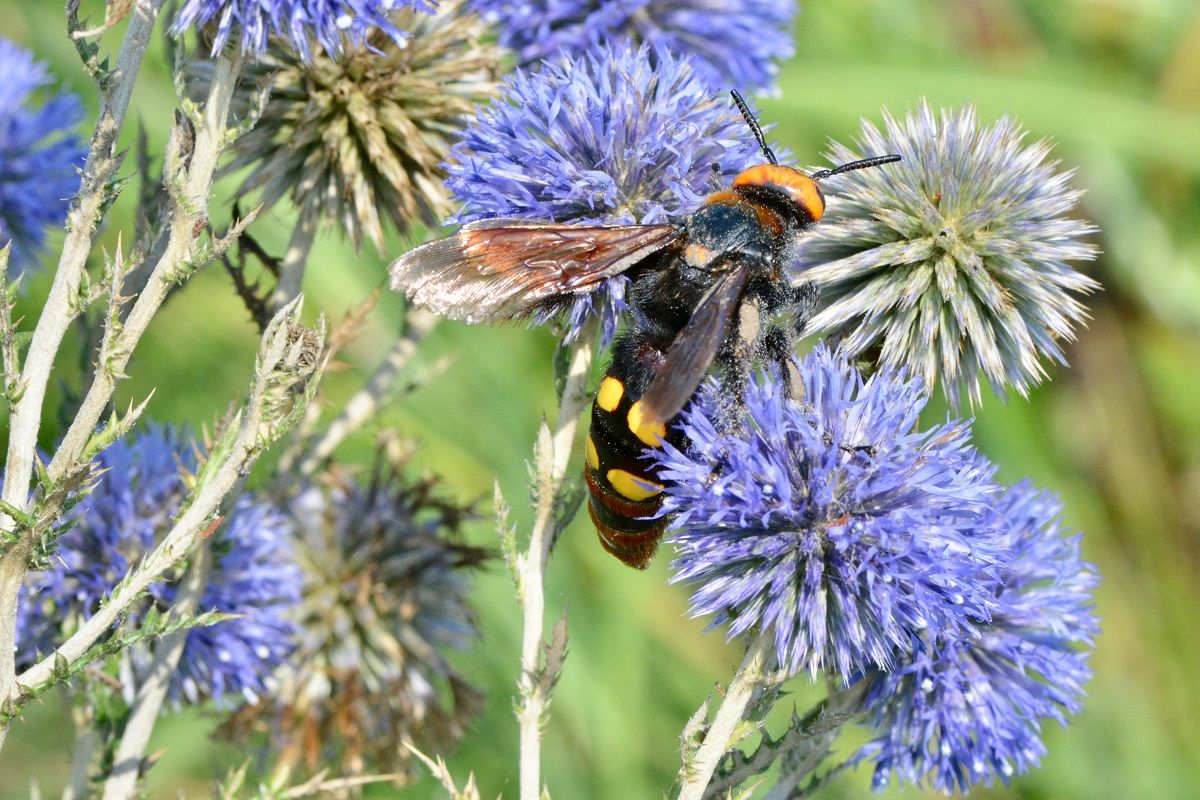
[676,632,776,800]
[292,308,439,476]
[101,542,212,800]
[268,209,318,314]
[517,332,595,800]
[0,0,166,744]
[8,315,282,706]
[50,49,245,483]
[759,683,865,800]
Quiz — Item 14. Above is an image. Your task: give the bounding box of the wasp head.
[728,90,900,228]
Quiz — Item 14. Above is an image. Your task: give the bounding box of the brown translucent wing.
[638,261,752,426]
[388,221,680,323]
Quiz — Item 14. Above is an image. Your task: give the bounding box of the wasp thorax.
[732,164,826,223]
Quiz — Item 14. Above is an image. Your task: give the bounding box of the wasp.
[390,91,900,569]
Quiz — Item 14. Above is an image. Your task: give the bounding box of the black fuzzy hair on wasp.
[390,91,901,569]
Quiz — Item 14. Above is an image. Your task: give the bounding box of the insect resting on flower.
[389,91,900,568]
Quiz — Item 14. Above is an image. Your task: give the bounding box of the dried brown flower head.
[227,0,507,250]
[221,462,488,782]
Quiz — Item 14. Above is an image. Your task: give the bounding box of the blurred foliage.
[1,0,1199,798]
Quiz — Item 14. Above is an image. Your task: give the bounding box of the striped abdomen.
[584,345,680,569]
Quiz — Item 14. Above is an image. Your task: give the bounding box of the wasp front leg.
[763,281,820,400]
[710,296,763,431]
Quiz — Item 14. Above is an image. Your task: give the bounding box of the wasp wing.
[637,260,753,426]
[389,221,680,324]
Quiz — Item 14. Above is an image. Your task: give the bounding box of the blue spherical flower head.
[0,38,84,273]
[158,498,301,705]
[172,0,436,60]
[17,427,300,706]
[446,42,772,343]
[469,0,795,92]
[858,481,1098,794]
[652,345,1003,680]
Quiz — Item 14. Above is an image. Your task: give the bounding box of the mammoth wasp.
[390,91,900,568]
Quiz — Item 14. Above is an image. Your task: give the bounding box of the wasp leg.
[761,281,818,402]
[789,281,820,334]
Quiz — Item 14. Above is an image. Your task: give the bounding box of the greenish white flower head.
[226,0,506,251]
[795,102,1099,409]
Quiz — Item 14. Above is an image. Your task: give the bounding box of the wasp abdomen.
[584,345,678,569]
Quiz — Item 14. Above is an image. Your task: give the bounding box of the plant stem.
[62,705,98,800]
[676,632,775,800]
[7,298,314,708]
[760,682,865,800]
[101,541,212,800]
[292,308,439,476]
[517,333,595,800]
[0,0,165,744]
[269,210,318,313]
[49,49,245,483]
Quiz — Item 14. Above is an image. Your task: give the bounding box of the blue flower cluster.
[653,349,1098,790]
[858,481,1097,793]
[446,42,771,342]
[654,346,1003,679]
[0,37,84,273]
[172,0,436,60]
[470,0,796,92]
[18,428,300,706]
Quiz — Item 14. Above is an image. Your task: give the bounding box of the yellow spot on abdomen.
[627,400,667,447]
[607,468,664,501]
[685,242,714,267]
[585,435,600,470]
[596,376,624,412]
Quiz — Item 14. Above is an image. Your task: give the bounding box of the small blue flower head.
[172,0,436,61]
[470,0,796,92]
[0,37,84,273]
[446,42,772,342]
[857,481,1098,794]
[160,498,302,705]
[17,427,300,706]
[652,345,1003,680]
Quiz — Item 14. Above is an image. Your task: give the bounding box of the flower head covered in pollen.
[221,465,489,781]
[16,427,301,706]
[470,0,796,92]
[795,103,1099,410]
[226,0,506,251]
[858,481,1098,793]
[446,42,773,343]
[0,37,84,273]
[651,345,1003,680]
[173,0,435,61]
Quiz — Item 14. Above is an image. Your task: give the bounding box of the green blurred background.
[2,0,1199,797]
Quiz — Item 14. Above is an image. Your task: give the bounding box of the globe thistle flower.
[858,481,1098,793]
[162,498,302,705]
[16,427,301,706]
[446,42,772,342]
[0,37,84,272]
[795,103,1099,410]
[225,0,506,251]
[469,0,796,92]
[651,345,1003,680]
[221,466,488,781]
[172,0,435,61]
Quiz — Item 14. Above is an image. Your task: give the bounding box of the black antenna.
[730,90,777,166]
[810,154,901,181]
